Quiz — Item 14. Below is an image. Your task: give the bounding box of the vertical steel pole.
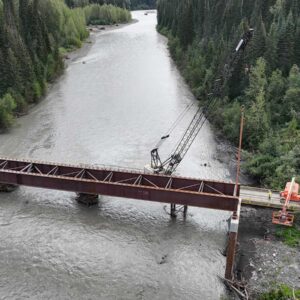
[183,205,188,217]
[225,230,238,279]
[170,203,176,218]
[234,106,245,197]
[225,200,241,280]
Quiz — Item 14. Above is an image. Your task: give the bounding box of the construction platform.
[240,186,300,212]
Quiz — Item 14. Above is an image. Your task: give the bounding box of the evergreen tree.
[245,57,267,103]
[267,69,286,125]
[284,64,300,122]
[277,11,296,75]
[176,0,194,48]
[244,88,269,149]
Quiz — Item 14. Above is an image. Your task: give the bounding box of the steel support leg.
[170,203,176,218]
[225,231,237,280]
[183,205,188,217]
[225,210,239,280]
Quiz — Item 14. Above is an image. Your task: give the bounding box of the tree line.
[157,0,300,188]
[65,0,156,10]
[0,0,131,130]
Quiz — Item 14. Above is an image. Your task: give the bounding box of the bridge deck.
[0,157,239,211]
[240,186,300,212]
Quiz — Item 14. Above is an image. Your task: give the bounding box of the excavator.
[272,177,300,226]
[146,29,254,176]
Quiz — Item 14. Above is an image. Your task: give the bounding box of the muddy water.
[0,11,235,299]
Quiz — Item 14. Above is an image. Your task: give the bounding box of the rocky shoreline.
[234,207,300,299]
[9,19,137,128]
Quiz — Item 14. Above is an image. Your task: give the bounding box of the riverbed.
[0,11,237,299]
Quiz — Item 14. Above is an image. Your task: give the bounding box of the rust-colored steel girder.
[0,158,240,211]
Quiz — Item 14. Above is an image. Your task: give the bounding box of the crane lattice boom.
[150,29,254,175]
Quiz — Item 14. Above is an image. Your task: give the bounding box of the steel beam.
[0,158,240,211]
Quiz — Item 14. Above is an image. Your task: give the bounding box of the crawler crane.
[146,29,254,216]
[148,29,254,176]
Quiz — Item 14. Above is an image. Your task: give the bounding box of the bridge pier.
[170,203,176,218]
[0,183,18,192]
[76,193,98,206]
[183,205,188,217]
[225,200,241,280]
[170,204,188,218]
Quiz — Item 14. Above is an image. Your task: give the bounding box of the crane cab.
[280,181,300,202]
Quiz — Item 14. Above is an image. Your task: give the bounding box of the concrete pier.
[76,193,99,206]
[0,184,18,192]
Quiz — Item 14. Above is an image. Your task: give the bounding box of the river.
[0,11,236,299]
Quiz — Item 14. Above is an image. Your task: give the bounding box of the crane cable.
[166,98,217,160]
[165,49,245,163]
[154,102,195,149]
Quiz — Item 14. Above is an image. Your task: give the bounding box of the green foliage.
[84,4,131,25]
[157,0,300,188]
[64,0,155,10]
[130,0,155,10]
[259,284,300,299]
[276,226,300,247]
[0,93,17,129]
[284,65,300,122]
[65,0,132,10]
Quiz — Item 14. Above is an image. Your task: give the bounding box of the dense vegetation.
[84,4,131,25]
[130,0,155,10]
[0,0,130,130]
[65,0,131,9]
[259,284,300,300]
[65,0,156,10]
[157,0,300,188]
[276,225,300,247]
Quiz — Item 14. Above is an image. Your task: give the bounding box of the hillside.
[0,0,130,130]
[157,0,300,188]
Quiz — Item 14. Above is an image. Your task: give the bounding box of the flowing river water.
[0,11,239,299]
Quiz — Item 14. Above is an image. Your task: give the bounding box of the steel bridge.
[0,157,241,280]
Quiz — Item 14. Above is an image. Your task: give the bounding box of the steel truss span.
[0,157,239,211]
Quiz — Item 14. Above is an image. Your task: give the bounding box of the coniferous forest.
[0,0,131,130]
[157,0,300,188]
[65,0,156,10]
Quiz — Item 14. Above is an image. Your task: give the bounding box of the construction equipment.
[280,180,300,202]
[147,29,254,175]
[272,177,297,227]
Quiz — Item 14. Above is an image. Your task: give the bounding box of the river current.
[0,11,236,299]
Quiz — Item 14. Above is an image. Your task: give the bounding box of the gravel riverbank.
[235,207,300,299]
